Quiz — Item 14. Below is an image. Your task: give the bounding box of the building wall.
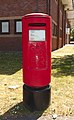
[50,0,67,51]
[50,0,58,51]
[50,0,58,23]
[0,0,37,17]
[0,0,70,51]
[0,36,22,51]
[0,0,47,51]
[58,0,63,49]
[65,19,70,44]
[0,0,47,17]
[52,37,57,51]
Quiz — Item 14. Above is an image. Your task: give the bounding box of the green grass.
[49,45,74,116]
[52,54,74,77]
[0,52,22,75]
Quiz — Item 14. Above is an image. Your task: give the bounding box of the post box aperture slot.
[29,23,46,26]
[29,30,46,42]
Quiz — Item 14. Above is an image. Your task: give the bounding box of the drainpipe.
[46,0,50,15]
[57,0,60,49]
[62,5,64,47]
[36,0,39,12]
[64,11,66,45]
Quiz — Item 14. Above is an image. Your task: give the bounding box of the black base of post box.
[23,84,51,111]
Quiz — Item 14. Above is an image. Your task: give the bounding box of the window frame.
[15,19,22,34]
[1,20,10,34]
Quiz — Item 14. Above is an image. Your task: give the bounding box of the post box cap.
[22,13,51,19]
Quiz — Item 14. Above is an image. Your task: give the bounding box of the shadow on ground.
[0,102,43,120]
[52,54,74,77]
[0,52,22,75]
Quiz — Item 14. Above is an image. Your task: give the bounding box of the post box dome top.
[23,13,51,19]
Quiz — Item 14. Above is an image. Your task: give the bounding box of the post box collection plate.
[29,30,45,41]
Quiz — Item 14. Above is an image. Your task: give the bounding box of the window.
[1,21,10,34]
[15,20,22,34]
[52,22,57,36]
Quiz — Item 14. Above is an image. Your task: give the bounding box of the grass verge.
[0,45,74,119]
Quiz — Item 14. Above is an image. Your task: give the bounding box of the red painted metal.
[22,13,52,87]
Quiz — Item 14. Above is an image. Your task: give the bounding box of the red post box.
[22,13,52,111]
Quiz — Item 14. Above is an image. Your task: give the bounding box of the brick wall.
[52,37,58,51]
[50,0,58,24]
[0,36,22,51]
[0,0,47,17]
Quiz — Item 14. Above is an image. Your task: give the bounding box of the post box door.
[28,24,48,70]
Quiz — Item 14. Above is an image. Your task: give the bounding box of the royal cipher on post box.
[22,13,52,111]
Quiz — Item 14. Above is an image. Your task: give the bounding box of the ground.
[0,44,74,120]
